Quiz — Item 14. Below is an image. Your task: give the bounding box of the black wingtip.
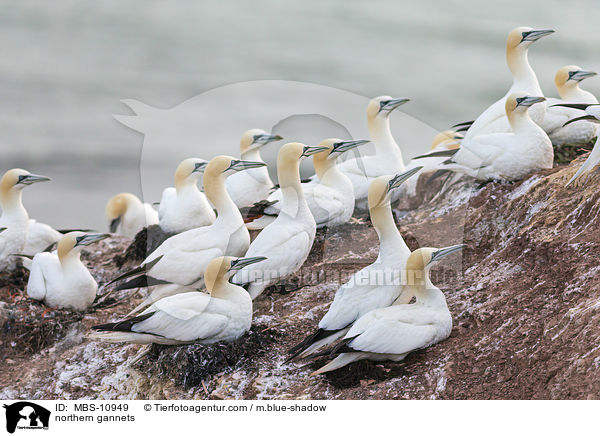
[92,311,155,332]
[413,148,460,160]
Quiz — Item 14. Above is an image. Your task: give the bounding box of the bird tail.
[245,215,277,230]
[412,149,460,160]
[106,255,164,286]
[566,153,599,186]
[310,352,365,375]
[86,331,161,344]
[286,328,347,362]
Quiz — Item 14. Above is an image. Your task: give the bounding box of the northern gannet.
[106,192,159,239]
[287,168,421,361]
[226,129,282,208]
[311,245,464,375]
[27,232,109,311]
[399,131,462,197]
[0,169,50,270]
[313,96,409,209]
[107,156,265,293]
[90,256,265,344]
[22,220,62,257]
[246,139,369,229]
[462,27,554,142]
[552,104,600,185]
[231,142,325,300]
[158,158,215,233]
[540,66,599,146]
[441,93,553,181]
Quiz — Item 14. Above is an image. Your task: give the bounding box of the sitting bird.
[311,244,464,375]
[27,232,109,311]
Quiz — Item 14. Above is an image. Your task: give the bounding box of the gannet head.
[368,167,423,209]
[174,157,208,189]
[507,26,554,51]
[105,193,142,233]
[555,65,597,95]
[277,142,329,167]
[367,96,410,120]
[205,155,267,180]
[57,231,110,261]
[431,130,462,151]
[240,129,283,155]
[406,244,465,283]
[204,255,266,290]
[314,138,370,162]
[0,169,50,196]
[505,92,546,117]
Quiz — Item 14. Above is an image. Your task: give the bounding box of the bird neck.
[403,269,447,307]
[278,158,309,216]
[204,175,242,225]
[314,155,343,184]
[175,178,201,196]
[507,109,538,134]
[507,46,541,93]
[59,250,83,268]
[558,83,596,103]
[240,148,262,162]
[0,189,27,222]
[370,203,408,256]
[210,279,249,301]
[368,116,403,158]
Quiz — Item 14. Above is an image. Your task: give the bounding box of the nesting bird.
[287,168,421,361]
[311,245,464,375]
[157,158,215,233]
[0,169,51,270]
[540,66,599,146]
[106,192,159,238]
[90,256,265,344]
[107,155,265,296]
[27,232,109,311]
[441,93,553,181]
[400,130,463,197]
[231,142,324,300]
[246,139,370,229]
[226,129,282,209]
[461,27,554,141]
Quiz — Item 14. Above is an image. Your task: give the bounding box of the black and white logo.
[3,402,50,434]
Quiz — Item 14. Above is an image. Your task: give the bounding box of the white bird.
[22,220,62,257]
[540,66,598,146]
[0,169,51,270]
[27,232,109,311]
[226,129,282,208]
[90,256,265,345]
[107,155,265,294]
[106,192,159,238]
[246,139,370,229]
[158,158,215,233]
[287,168,421,361]
[311,244,464,375]
[231,142,325,300]
[311,96,409,209]
[399,130,462,197]
[552,104,600,185]
[461,27,554,142]
[441,93,553,181]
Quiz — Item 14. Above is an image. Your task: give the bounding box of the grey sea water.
[1,0,598,229]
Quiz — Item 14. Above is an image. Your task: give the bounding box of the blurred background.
[1,0,599,229]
